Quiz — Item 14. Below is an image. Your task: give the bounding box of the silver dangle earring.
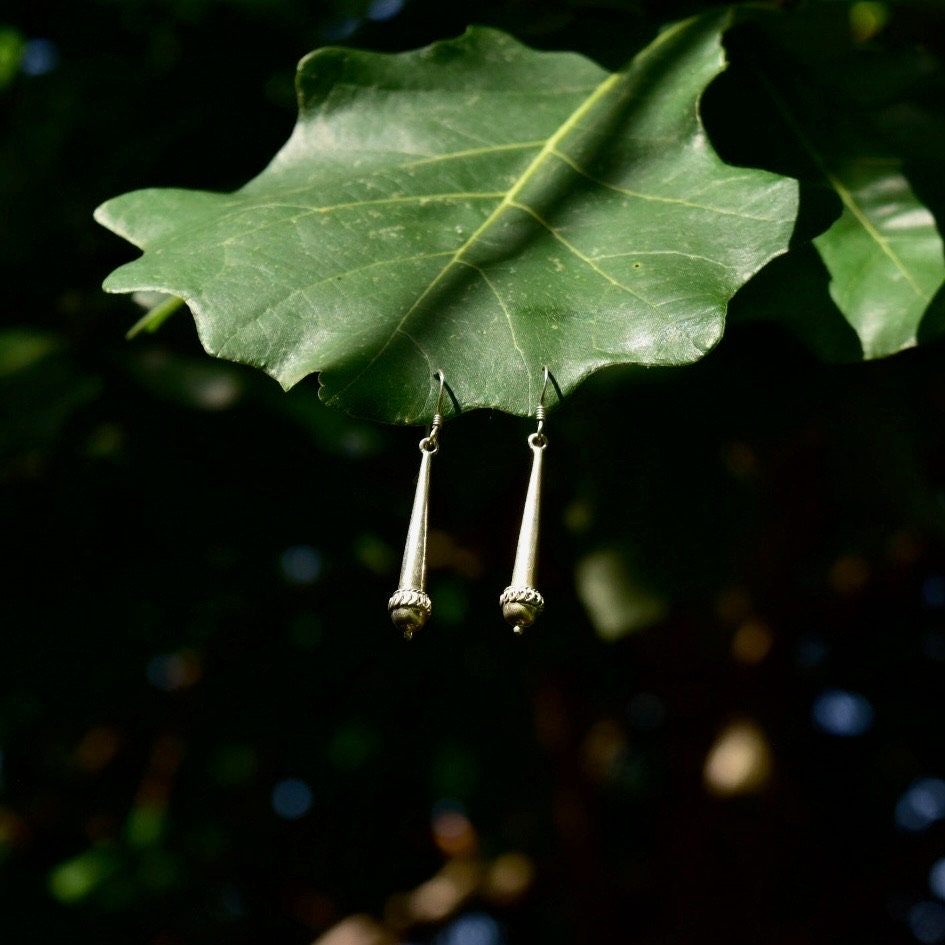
[388,370,447,640]
[501,367,553,634]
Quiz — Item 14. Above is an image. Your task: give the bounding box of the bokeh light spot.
[431,800,477,857]
[0,28,24,86]
[353,533,397,575]
[0,328,59,375]
[313,916,391,944]
[563,497,593,533]
[576,549,666,641]
[438,912,504,945]
[74,727,122,773]
[280,545,323,585]
[146,650,202,692]
[811,689,874,736]
[930,858,945,900]
[483,852,534,904]
[125,804,165,849]
[704,719,772,796]
[21,38,58,76]
[923,575,945,610]
[272,778,313,820]
[896,779,945,832]
[731,619,774,665]
[48,847,116,903]
[850,1,890,43]
[910,900,945,944]
[338,426,381,457]
[367,0,404,21]
[408,862,479,923]
[322,17,360,40]
[193,372,241,410]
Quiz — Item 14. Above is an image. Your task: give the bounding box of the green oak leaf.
[729,9,945,361]
[813,158,944,357]
[95,11,798,423]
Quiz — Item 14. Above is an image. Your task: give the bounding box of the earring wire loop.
[422,369,447,451]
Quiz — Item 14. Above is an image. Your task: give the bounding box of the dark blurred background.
[4,1,945,943]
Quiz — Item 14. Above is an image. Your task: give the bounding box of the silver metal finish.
[509,433,546,589]
[501,368,552,633]
[388,372,445,640]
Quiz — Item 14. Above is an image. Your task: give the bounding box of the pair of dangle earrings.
[388,368,553,639]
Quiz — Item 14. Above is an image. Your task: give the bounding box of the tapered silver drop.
[389,371,446,640]
[500,431,546,633]
[388,439,436,639]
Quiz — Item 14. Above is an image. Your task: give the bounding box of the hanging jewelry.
[388,370,447,640]
[500,367,553,634]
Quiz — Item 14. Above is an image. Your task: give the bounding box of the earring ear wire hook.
[423,369,447,450]
[535,365,560,440]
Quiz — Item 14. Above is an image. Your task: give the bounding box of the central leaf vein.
[333,69,626,397]
[822,167,930,302]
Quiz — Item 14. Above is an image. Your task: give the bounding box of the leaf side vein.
[510,200,660,312]
[459,259,530,376]
[549,147,782,222]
